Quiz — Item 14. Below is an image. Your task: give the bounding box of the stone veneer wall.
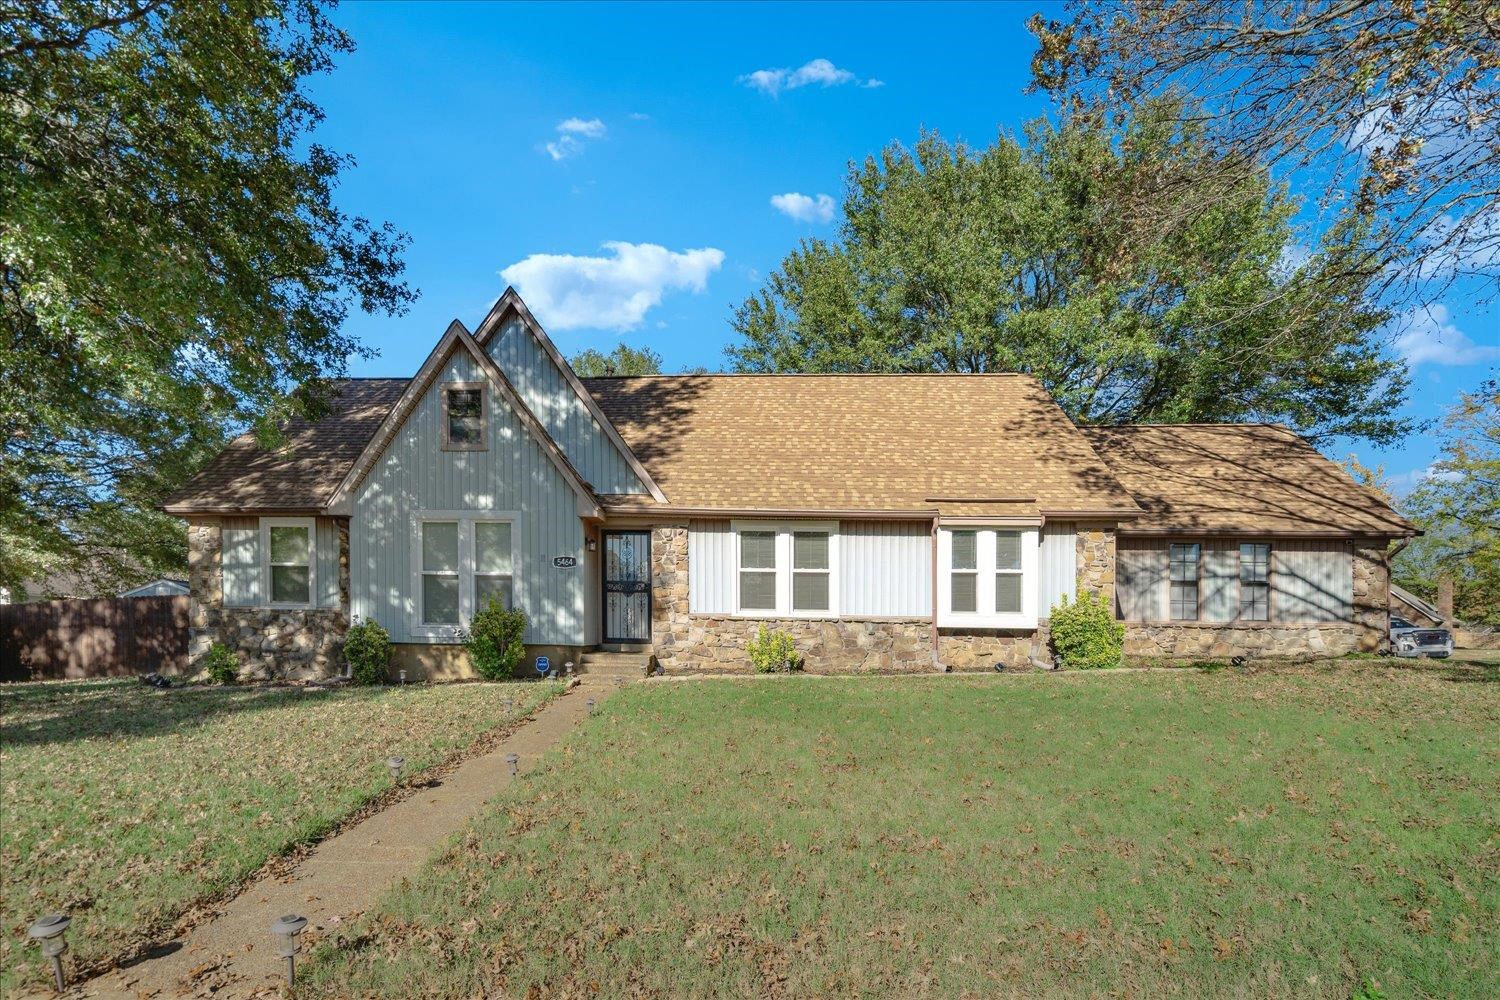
[1075,522,1116,606]
[187,517,351,681]
[1124,541,1392,661]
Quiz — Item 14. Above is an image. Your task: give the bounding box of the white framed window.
[731,521,838,617]
[938,525,1038,627]
[441,382,487,451]
[1239,542,1270,621]
[261,517,315,608]
[1169,542,1200,621]
[411,511,518,637]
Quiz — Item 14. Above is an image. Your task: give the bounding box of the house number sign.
[552,555,578,568]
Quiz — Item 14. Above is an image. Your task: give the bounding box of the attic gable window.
[442,382,487,451]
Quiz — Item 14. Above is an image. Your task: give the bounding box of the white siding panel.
[222,518,259,607]
[315,517,341,609]
[1039,522,1077,617]
[1273,540,1352,622]
[1202,543,1239,623]
[688,519,735,614]
[840,520,931,617]
[351,350,587,645]
[1117,539,1167,621]
[486,318,647,495]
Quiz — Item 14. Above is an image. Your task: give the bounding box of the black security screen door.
[603,531,651,643]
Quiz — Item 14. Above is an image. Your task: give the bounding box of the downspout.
[930,513,941,670]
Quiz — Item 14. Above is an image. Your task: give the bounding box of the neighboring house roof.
[120,578,190,598]
[1390,583,1444,623]
[163,379,408,514]
[1081,424,1416,537]
[582,374,1141,517]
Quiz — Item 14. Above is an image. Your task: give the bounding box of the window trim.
[1238,541,1272,622]
[440,381,488,452]
[730,520,839,618]
[260,517,316,609]
[409,510,518,639]
[1168,542,1201,621]
[937,525,1038,628]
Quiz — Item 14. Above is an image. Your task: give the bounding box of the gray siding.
[222,517,259,607]
[1116,536,1353,624]
[840,520,931,617]
[350,350,586,644]
[1039,522,1077,617]
[486,317,647,496]
[1273,540,1353,622]
[315,517,341,609]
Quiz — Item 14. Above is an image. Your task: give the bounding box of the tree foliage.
[569,344,664,377]
[728,105,1408,442]
[0,0,413,593]
[1396,381,1500,626]
[1029,1,1500,301]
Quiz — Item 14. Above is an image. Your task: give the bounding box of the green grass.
[0,677,561,991]
[303,660,1497,999]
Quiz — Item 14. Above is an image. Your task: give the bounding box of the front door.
[603,530,652,643]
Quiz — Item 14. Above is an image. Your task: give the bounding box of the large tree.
[1395,381,1500,626]
[1028,1,1500,301]
[1,1,413,594]
[728,105,1408,442]
[569,344,663,377]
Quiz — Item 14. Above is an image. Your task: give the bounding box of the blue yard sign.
[535,655,550,675]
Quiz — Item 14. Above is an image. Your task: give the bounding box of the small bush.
[746,626,802,673]
[1049,591,1124,670]
[344,617,393,685]
[467,599,527,680]
[203,642,239,685]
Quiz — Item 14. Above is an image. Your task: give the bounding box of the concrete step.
[577,651,653,677]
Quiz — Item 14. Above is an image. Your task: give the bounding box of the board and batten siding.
[222,515,339,609]
[485,317,647,496]
[350,350,586,645]
[1038,522,1077,617]
[688,519,930,618]
[1116,537,1352,623]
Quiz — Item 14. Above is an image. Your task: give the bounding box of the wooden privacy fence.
[0,595,189,682]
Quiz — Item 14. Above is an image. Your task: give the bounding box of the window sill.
[694,612,931,624]
[938,614,1037,630]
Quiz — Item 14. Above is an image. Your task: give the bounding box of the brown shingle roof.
[582,374,1140,516]
[1081,424,1415,536]
[163,379,409,514]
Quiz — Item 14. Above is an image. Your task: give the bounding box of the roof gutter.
[600,505,941,520]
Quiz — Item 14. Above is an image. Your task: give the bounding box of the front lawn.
[304,660,1496,999]
[0,677,561,991]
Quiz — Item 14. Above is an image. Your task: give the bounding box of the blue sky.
[309,1,1496,492]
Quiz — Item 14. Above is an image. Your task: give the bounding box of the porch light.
[28,914,70,991]
[586,538,598,552]
[506,752,519,776]
[270,914,309,986]
[386,755,404,781]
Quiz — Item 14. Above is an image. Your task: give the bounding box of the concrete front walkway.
[73,679,619,999]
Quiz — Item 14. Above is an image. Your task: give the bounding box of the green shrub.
[1049,590,1124,670]
[467,599,527,680]
[203,642,239,685]
[344,617,393,685]
[746,626,802,673]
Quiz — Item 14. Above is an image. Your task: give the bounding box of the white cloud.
[543,117,607,161]
[770,192,836,224]
[1391,304,1500,367]
[499,242,725,331]
[739,58,875,96]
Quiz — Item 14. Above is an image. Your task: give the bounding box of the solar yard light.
[270,914,308,987]
[398,668,407,685]
[28,914,70,991]
[386,755,404,781]
[505,752,519,776]
[586,697,596,714]
[564,660,574,677]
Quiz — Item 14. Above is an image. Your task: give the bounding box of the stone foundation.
[938,629,1048,672]
[390,643,588,682]
[656,614,934,673]
[1351,540,1390,652]
[1124,622,1359,662]
[187,516,351,681]
[1076,523,1116,604]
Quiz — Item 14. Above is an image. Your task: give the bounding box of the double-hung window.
[732,521,837,617]
[413,513,517,636]
[939,526,1038,626]
[1169,543,1200,621]
[262,518,315,608]
[442,383,487,450]
[1239,543,1270,621]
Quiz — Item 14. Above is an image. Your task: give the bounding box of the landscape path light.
[270,914,309,987]
[586,697,596,714]
[386,755,404,781]
[506,752,519,776]
[565,660,574,677]
[28,913,70,991]
[398,668,407,685]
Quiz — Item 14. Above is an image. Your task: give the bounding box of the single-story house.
[163,289,1415,679]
